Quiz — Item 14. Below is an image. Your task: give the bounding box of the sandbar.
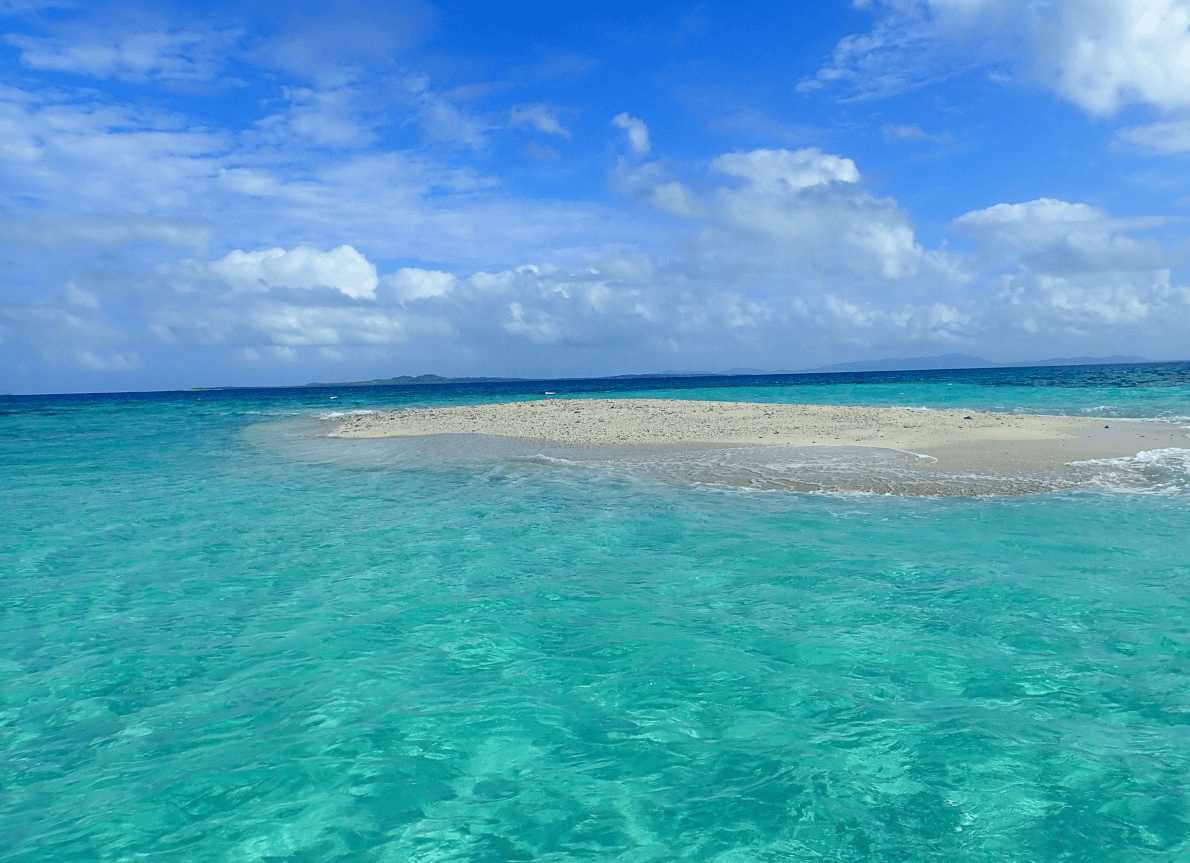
[335,398,1189,472]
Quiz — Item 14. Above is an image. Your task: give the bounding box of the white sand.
[335,398,1190,470]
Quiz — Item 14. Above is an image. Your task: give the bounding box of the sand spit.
[334,398,1190,471]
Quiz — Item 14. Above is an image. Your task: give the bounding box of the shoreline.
[333,398,1190,473]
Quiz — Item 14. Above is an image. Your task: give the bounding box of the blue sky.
[1,0,1189,392]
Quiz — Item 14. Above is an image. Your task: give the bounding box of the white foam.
[1066,406,1190,423]
[317,409,378,420]
[519,453,581,466]
[1066,447,1190,495]
[1068,446,1190,467]
[1132,446,1190,462]
[881,447,937,461]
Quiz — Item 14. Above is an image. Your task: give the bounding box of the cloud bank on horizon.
[0,0,1188,392]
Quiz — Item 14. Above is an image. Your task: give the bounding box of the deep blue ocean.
[4,362,1190,862]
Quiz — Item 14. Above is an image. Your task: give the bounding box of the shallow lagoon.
[4,364,1190,862]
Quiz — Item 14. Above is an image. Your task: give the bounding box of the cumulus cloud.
[613,158,704,216]
[952,198,1167,272]
[153,146,956,369]
[210,245,379,299]
[709,151,926,280]
[106,147,989,377]
[106,193,972,379]
[615,147,947,284]
[244,303,405,347]
[951,196,1188,337]
[954,197,1104,230]
[612,112,651,155]
[711,148,861,190]
[807,0,1190,115]
[385,267,457,302]
[7,183,1187,391]
[1035,0,1190,115]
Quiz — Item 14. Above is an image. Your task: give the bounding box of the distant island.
[306,374,529,387]
[306,354,1156,387]
[798,353,1151,374]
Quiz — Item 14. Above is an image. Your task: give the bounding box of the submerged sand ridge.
[335,398,1190,472]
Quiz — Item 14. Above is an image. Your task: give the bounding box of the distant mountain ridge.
[306,373,527,387]
[798,353,1151,374]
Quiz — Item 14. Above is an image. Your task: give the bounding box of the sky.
[1,0,1189,393]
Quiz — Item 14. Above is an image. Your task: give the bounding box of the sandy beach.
[335,398,1190,472]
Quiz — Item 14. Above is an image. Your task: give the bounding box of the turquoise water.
[4,364,1190,862]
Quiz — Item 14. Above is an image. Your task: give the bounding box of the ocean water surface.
[4,362,1190,862]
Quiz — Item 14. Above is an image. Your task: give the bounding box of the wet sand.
[335,398,1190,470]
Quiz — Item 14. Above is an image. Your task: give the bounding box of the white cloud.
[712,148,860,190]
[8,183,1187,388]
[247,304,405,347]
[255,87,377,148]
[510,104,571,139]
[407,76,488,148]
[1036,275,1160,324]
[883,122,929,141]
[954,197,1104,229]
[808,0,1190,116]
[989,269,1189,333]
[952,197,1167,272]
[1115,119,1190,153]
[0,83,638,270]
[627,147,943,283]
[1036,0,1190,115]
[0,88,230,211]
[612,112,651,155]
[6,28,241,83]
[385,267,456,302]
[210,245,379,299]
[613,158,704,216]
[951,196,1188,338]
